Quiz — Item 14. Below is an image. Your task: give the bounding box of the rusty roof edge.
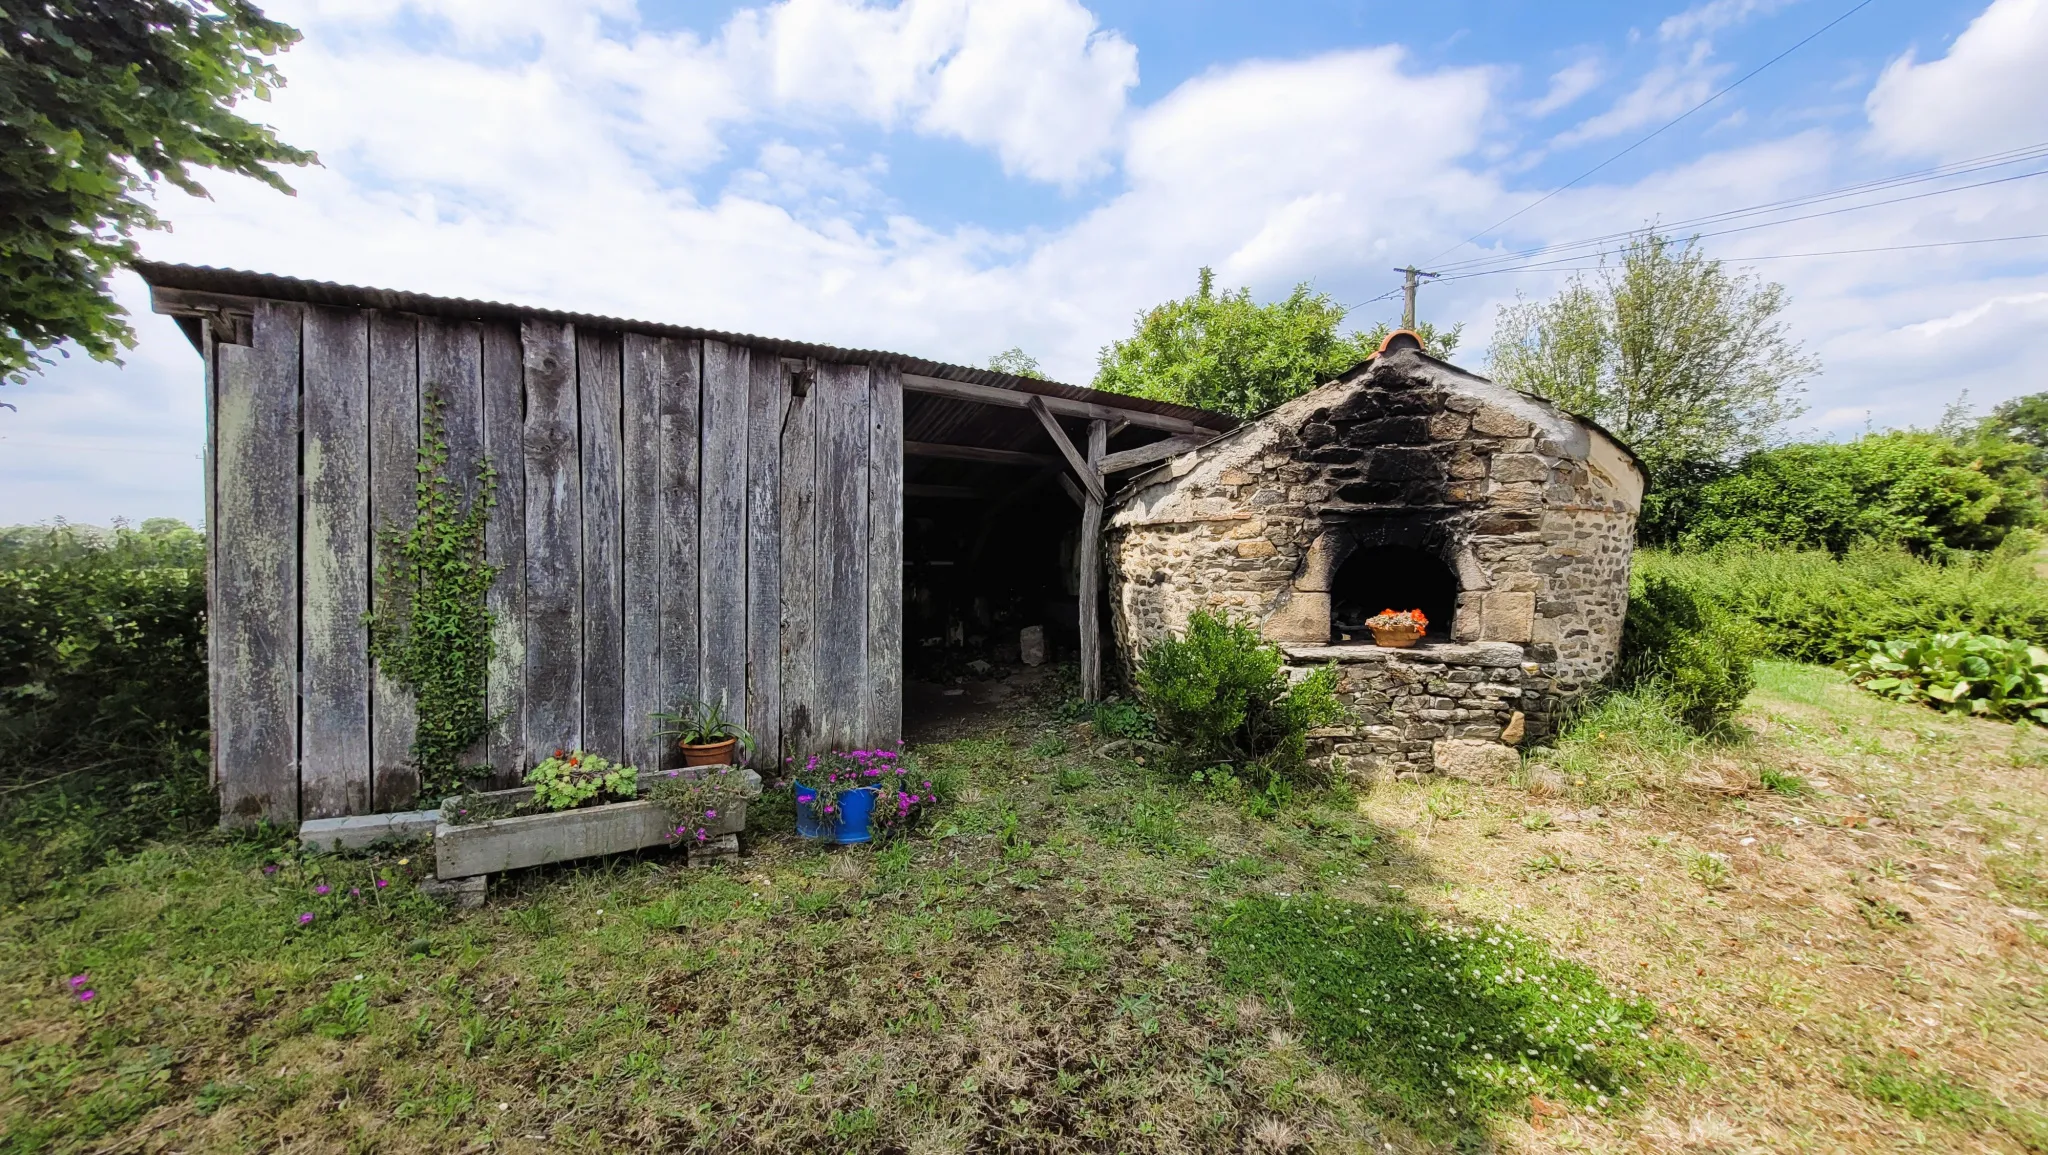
[132,259,1235,432]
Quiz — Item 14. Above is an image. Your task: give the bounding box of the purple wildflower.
[375,878,389,889]
[77,989,96,1003]
[262,864,278,875]
[298,912,315,925]
[704,809,717,819]
[314,884,331,895]
[349,887,361,898]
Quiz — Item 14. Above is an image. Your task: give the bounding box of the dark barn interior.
[896,377,1229,734]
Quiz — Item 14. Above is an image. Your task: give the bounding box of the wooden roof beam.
[1028,396,1106,504]
[901,372,1217,437]
[904,440,1058,468]
[1097,434,1208,474]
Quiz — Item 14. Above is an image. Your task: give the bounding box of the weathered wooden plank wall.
[481,322,526,788]
[209,307,902,825]
[299,305,370,819]
[213,301,301,826]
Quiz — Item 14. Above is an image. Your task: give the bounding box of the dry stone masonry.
[1106,341,1644,780]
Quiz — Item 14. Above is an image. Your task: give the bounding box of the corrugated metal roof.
[132,260,1236,433]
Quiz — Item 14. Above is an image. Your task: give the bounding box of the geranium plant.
[526,748,637,811]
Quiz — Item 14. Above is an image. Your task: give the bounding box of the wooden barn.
[136,262,1232,827]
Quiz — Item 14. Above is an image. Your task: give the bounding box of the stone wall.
[1107,346,1643,770]
[1282,642,1550,781]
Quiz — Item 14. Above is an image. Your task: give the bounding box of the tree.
[1094,268,1386,418]
[986,347,1045,379]
[1983,392,2048,456]
[1,1,314,392]
[1486,232,1815,476]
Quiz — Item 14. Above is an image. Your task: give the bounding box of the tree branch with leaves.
[1,0,314,392]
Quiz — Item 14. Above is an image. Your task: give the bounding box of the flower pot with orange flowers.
[1365,608,1429,648]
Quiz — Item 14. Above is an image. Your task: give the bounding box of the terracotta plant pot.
[1369,624,1424,649]
[679,738,740,766]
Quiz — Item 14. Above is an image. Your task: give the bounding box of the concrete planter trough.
[434,766,760,881]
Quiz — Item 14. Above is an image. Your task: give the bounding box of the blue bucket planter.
[793,784,877,844]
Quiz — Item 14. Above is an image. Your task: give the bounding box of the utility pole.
[1395,266,1439,331]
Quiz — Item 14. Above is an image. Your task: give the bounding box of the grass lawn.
[4,662,2047,1152]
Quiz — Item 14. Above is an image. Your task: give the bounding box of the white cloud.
[1658,0,1795,43]
[1552,42,1719,147]
[1866,0,2048,160]
[1526,58,1603,117]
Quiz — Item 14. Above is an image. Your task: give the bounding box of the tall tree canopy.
[1,0,313,389]
[1092,268,1458,418]
[1486,233,1815,476]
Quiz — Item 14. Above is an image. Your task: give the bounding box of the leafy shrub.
[1846,633,2048,723]
[1619,570,1758,734]
[1641,433,2042,556]
[1211,895,1681,1139]
[1633,546,2048,664]
[1135,610,1344,785]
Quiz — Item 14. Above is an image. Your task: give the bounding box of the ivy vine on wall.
[366,395,498,796]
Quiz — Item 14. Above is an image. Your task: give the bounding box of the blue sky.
[5,0,2044,525]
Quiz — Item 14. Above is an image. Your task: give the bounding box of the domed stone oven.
[1106,335,1644,778]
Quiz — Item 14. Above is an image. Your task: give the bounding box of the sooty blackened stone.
[1342,416,1431,445]
[1336,480,1403,505]
[1367,448,1443,483]
[1305,445,1365,464]
[1301,422,1338,447]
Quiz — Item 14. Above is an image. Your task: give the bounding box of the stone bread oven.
[1105,334,1644,779]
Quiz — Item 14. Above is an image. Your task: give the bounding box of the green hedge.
[1633,545,2048,665]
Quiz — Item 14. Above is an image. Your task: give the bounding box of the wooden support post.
[1028,395,1105,503]
[1079,419,1107,703]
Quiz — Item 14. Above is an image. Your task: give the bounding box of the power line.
[1422,0,1879,267]
[1431,140,2048,275]
[1429,231,2048,284]
[1433,167,2048,280]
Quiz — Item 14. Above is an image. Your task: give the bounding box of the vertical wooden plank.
[817,361,871,750]
[420,318,486,772]
[367,311,419,809]
[300,306,371,818]
[1079,419,1107,703]
[699,341,750,722]
[420,319,485,510]
[779,365,820,764]
[481,321,526,787]
[215,300,301,827]
[522,320,581,762]
[621,334,664,771]
[656,338,703,764]
[745,353,783,768]
[865,364,904,748]
[203,318,222,794]
[579,330,625,759]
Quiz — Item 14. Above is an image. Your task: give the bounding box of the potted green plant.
[652,695,756,766]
